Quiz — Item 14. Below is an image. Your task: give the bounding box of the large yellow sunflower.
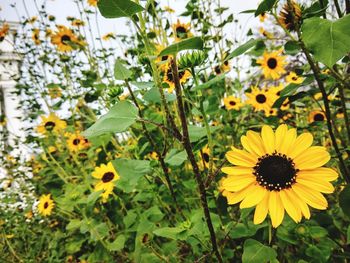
[38,194,55,216]
[257,50,287,80]
[92,162,120,202]
[51,25,84,52]
[220,124,338,228]
[172,20,193,41]
[163,67,191,93]
[223,95,243,111]
[66,132,90,152]
[246,87,275,116]
[37,113,67,135]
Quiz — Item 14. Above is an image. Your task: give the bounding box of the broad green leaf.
[97,0,143,18]
[309,226,328,239]
[153,227,186,240]
[83,101,137,138]
[302,15,350,67]
[280,83,300,96]
[339,185,350,218]
[143,87,176,103]
[226,39,260,61]
[66,219,82,231]
[164,149,188,166]
[114,59,132,80]
[188,125,219,142]
[229,222,267,239]
[107,235,125,251]
[112,159,151,192]
[159,37,203,56]
[130,81,154,89]
[242,239,277,263]
[90,223,109,241]
[255,0,277,16]
[193,74,226,90]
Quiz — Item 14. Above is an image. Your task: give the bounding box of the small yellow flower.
[37,113,67,135]
[92,162,120,202]
[257,49,287,80]
[172,20,193,41]
[163,65,191,93]
[286,72,304,84]
[38,194,55,216]
[308,110,326,123]
[66,132,90,152]
[51,25,85,52]
[223,95,243,111]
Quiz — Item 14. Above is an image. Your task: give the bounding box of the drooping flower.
[38,194,55,216]
[257,50,287,80]
[278,0,302,31]
[223,95,243,111]
[92,162,120,202]
[220,124,338,228]
[286,71,304,84]
[37,113,67,135]
[308,110,326,123]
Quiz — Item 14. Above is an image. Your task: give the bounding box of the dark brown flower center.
[214,65,221,74]
[229,100,236,106]
[44,121,56,130]
[176,26,187,38]
[73,138,80,145]
[267,58,277,69]
[254,153,298,191]
[203,152,210,163]
[102,172,114,183]
[161,55,169,61]
[314,113,325,121]
[44,202,49,209]
[166,70,185,83]
[256,94,267,104]
[61,35,71,44]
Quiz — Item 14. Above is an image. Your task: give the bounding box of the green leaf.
[97,0,143,18]
[153,227,186,240]
[229,222,267,239]
[280,83,300,97]
[90,223,109,242]
[339,184,350,218]
[164,149,188,166]
[226,39,260,60]
[83,101,138,138]
[112,159,151,192]
[302,15,350,67]
[107,235,125,251]
[143,87,176,103]
[309,226,328,239]
[188,125,219,142]
[114,59,132,80]
[66,219,82,231]
[255,0,277,16]
[159,37,204,56]
[242,239,277,263]
[193,74,226,90]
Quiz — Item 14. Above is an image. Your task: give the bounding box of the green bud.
[178,50,207,69]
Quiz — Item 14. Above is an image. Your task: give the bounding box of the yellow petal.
[278,128,296,154]
[254,192,269,224]
[222,174,256,192]
[240,185,267,208]
[223,183,255,204]
[287,133,313,159]
[275,124,288,153]
[241,136,259,158]
[296,177,334,193]
[225,148,257,167]
[221,166,253,175]
[246,131,266,156]
[268,191,285,228]
[294,146,330,169]
[297,168,338,182]
[279,189,301,223]
[261,125,275,154]
[292,184,328,209]
[289,188,310,219]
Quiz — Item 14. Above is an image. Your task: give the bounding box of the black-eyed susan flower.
[87,0,97,7]
[278,0,302,31]
[257,50,287,80]
[66,132,90,152]
[266,108,278,117]
[37,113,67,135]
[198,145,211,170]
[155,44,173,71]
[246,87,275,116]
[32,28,41,45]
[286,71,304,84]
[148,151,159,160]
[51,25,84,52]
[92,162,120,202]
[308,110,326,123]
[280,98,290,111]
[163,67,191,93]
[173,20,193,41]
[214,61,230,75]
[38,194,55,216]
[0,23,9,42]
[220,124,338,228]
[223,95,243,111]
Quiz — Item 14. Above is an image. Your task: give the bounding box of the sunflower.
[155,45,173,71]
[92,162,120,202]
[163,67,191,93]
[266,84,283,97]
[266,108,278,117]
[308,110,326,123]
[148,151,159,160]
[37,113,67,135]
[214,60,231,75]
[223,95,243,111]
[280,98,290,111]
[0,23,9,42]
[87,0,97,7]
[51,25,83,52]
[38,194,55,216]
[220,124,338,228]
[286,71,304,84]
[278,0,302,31]
[246,87,275,116]
[32,28,41,45]
[198,145,211,170]
[66,132,90,152]
[257,50,287,80]
[173,20,193,41]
